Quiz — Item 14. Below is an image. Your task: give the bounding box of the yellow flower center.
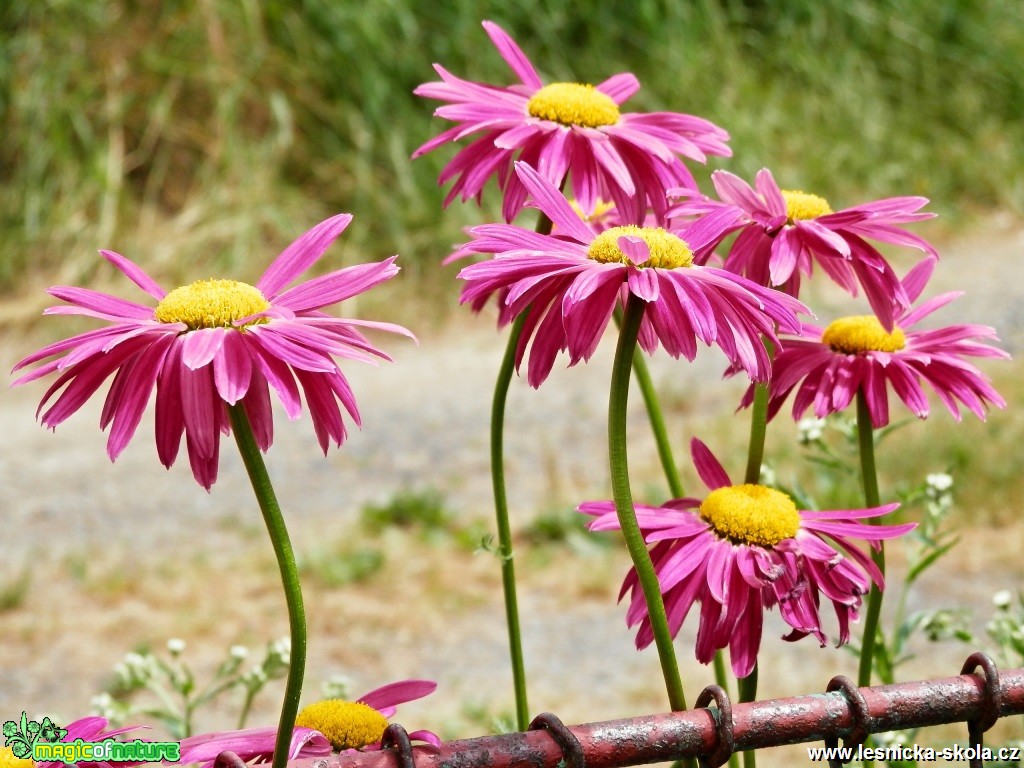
[822,315,907,354]
[587,226,693,269]
[0,747,33,768]
[527,83,620,128]
[781,190,832,222]
[295,700,388,751]
[569,198,616,223]
[700,484,801,547]
[154,279,270,330]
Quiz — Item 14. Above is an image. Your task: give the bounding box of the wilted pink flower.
[294,680,440,752]
[12,215,413,489]
[759,257,1008,427]
[580,439,914,677]
[455,162,807,387]
[670,168,937,329]
[414,20,730,224]
[177,725,331,768]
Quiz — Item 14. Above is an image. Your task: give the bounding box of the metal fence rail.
[234,654,1023,768]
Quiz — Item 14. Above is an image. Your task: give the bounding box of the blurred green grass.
[1,0,1021,313]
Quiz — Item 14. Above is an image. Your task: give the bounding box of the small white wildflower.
[321,674,353,700]
[90,693,115,717]
[229,645,249,660]
[759,464,777,487]
[167,638,187,655]
[797,417,826,444]
[993,590,1013,609]
[925,473,954,492]
[244,667,268,685]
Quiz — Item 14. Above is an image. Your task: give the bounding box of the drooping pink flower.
[413,21,730,225]
[454,162,808,387]
[294,680,441,752]
[580,439,914,677]
[669,168,937,329]
[12,215,414,489]
[177,725,331,768]
[757,256,1008,428]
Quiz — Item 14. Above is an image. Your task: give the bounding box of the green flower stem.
[609,294,688,713]
[737,665,759,768]
[856,389,885,690]
[627,334,685,499]
[487,211,554,731]
[228,405,305,768]
[491,310,531,731]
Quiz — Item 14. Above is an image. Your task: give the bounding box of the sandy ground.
[1,215,1023,765]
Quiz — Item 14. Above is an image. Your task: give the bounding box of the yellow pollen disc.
[295,700,388,751]
[154,279,270,330]
[569,198,616,223]
[700,485,800,547]
[587,226,693,269]
[527,82,620,128]
[822,315,906,354]
[781,189,832,222]
[0,747,33,768]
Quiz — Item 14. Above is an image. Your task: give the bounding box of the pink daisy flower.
[12,215,414,489]
[177,725,331,768]
[454,162,808,387]
[757,256,1008,428]
[413,20,731,225]
[669,168,937,329]
[293,679,440,752]
[30,716,146,768]
[580,439,915,678]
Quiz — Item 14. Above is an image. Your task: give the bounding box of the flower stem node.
[822,315,907,354]
[700,484,800,547]
[154,279,270,329]
[295,700,389,751]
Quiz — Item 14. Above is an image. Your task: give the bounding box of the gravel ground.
[1,217,1022,764]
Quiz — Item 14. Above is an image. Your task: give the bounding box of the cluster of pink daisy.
[413,19,1008,679]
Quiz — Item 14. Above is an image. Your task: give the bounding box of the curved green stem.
[491,310,531,731]
[856,389,885,689]
[229,405,305,768]
[617,311,685,499]
[609,294,688,712]
[488,211,554,730]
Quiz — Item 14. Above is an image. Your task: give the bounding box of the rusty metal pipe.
[284,665,1023,768]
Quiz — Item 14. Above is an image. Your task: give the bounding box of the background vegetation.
[1,0,1021,319]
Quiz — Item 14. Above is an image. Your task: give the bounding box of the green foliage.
[360,487,451,532]
[299,544,385,587]
[1,0,1021,303]
[0,562,30,611]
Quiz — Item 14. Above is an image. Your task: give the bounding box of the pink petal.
[690,438,732,490]
[481,21,543,89]
[257,214,353,298]
[358,679,438,711]
[100,250,167,299]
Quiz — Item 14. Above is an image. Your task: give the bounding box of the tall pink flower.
[413,20,730,224]
[756,256,1008,428]
[12,215,414,489]
[580,439,915,677]
[670,168,937,329]
[455,162,807,387]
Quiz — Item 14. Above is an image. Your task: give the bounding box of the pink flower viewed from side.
[455,162,808,387]
[580,439,915,677]
[294,680,441,752]
[177,725,330,768]
[670,168,937,329]
[760,256,1009,428]
[12,215,414,489]
[413,20,730,225]
[32,716,146,768]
